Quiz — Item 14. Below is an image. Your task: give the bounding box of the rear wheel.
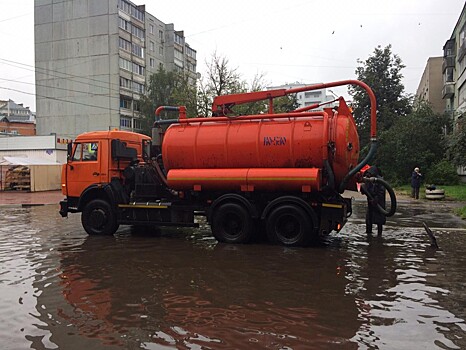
[211,202,253,244]
[266,204,313,247]
[81,199,119,235]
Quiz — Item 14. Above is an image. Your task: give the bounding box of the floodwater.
[1,200,466,350]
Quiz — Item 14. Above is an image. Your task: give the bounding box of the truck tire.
[81,199,119,236]
[211,202,253,244]
[266,204,313,247]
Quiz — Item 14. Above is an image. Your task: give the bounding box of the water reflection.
[52,233,360,349]
[1,201,465,349]
[348,227,466,349]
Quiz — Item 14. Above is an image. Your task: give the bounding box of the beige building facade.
[415,57,444,115]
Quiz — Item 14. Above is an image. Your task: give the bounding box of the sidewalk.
[0,190,64,207]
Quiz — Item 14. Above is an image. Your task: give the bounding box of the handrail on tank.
[158,111,327,125]
[155,106,186,121]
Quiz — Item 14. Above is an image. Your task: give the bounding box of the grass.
[394,183,466,219]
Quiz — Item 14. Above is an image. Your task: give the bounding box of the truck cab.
[60,131,151,229]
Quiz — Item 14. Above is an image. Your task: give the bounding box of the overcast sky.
[0,0,464,112]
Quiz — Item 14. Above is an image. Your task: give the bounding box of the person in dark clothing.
[411,167,423,199]
[360,166,386,236]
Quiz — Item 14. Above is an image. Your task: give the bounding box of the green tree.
[273,94,299,113]
[349,45,412,150]
[140,66,197,135]
[197,51,268,117]
[197,51,244,117]
[377,101,450,184]
[447,117,466,167]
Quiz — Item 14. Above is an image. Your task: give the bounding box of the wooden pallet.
[4,166,31,191]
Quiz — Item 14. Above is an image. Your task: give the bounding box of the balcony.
[442,82,455,99]
[442,56,455,72]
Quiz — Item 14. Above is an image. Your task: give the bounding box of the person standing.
[360,166,386,236]
[411,167,423,199]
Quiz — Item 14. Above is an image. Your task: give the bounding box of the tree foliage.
[139,66,197,135]
[349,45,412,150]
[197,51,270,117]
[447,117,466,167]
[376,102,450,184]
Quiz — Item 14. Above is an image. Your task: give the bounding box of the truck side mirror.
[67,142,73,161]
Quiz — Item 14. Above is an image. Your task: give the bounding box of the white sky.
[0,0,464,112]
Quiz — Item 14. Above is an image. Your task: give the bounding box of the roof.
[0,156,61,165]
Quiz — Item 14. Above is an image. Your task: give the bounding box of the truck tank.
[161,100,359,193]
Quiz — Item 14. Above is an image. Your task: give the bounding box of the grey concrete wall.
[35,0,120,139]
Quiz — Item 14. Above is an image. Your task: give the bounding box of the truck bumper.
[59,199,68,217]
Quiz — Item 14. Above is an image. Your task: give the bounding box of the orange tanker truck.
[59,80,396,246]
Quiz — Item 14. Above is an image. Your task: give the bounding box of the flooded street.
[1,200,466,349]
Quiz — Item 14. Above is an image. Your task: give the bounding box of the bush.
[425,159,459,185]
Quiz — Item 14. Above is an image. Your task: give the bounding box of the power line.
[0,86,122,114]
[0,57,117,92]
[0,12,32,23]
[0,77,120,99]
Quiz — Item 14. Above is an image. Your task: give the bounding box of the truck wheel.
[266,204,312,246]
[211,202,253,244]
[81,199,119,236]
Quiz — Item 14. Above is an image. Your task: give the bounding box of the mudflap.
[59,200,68,218]
[319,198,352,235]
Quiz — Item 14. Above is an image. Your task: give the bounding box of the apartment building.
[442,2,466,177]
[415,57,444,115]
[267,82,336,110]
[34,0,196,139]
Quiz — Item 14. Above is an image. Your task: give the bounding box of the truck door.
[66,141,103,198]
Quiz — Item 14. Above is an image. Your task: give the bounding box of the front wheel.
[211,202,253,244]
[81,199,119,235]
[266,204,314,247]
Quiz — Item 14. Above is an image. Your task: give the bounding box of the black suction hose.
[362,176,397,217]
[338,140,377,193]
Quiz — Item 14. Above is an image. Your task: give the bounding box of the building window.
[187,62,195,72]
[159,46,164,56]
[131,6,144,21]
[134,101,141,112]
[133,81,145,94]
[304,91,321,98]
[150,58,155,68]
[444,67,454,83]
[120,77,131,89]
[186,46,196,59]
[158,30,163,41]
[174,33,183,45]
[119,57,132,72]
[174,49,183,60]
[150,41,154,51]
[119,37,131,52]
[132,62,145,75]
[149,24,154,34]
[118,0,130,14]
[120,117,131,128]
[131,25,145,41]
[132,43,144,58]
[119,17,130,32]
[133,118,142,130]
[120,97,131,109]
